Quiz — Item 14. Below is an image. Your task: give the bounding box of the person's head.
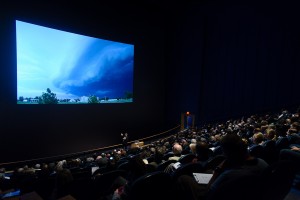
[252,132,264,144]
[265,129,276,140]
[291,122,300,132]
[276,124,289,137]
[261,120,268,126]
[56,168,74,189]
[220,133,248,165]
[181,139,188,146]
[253,127,261,134]
[287,128,298,135]
[195,141,210,162]
[261,125,268,133]
[154,146,165,163]
[242,138,249,146]
[190,138,197,144]
[55,160,67,171]
[96,157,108,167]
[172,143,183,156]
[268,124,276,130]
[189,143,197,154]
[128,155,147,180]
[214,134,222,142]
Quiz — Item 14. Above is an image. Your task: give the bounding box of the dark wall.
[166,1,300,126]
[3,0,300,163]
[0,2,168,163]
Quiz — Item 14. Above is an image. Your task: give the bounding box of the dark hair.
[220,133,248,164]
[128,155,147,181]
[195,141,210,161]
[154,146,165,164]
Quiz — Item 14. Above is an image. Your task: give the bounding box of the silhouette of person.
[121,133,129,150]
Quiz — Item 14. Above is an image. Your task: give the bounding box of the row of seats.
[101,159,297,200]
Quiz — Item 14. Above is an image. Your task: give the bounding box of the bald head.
[172,143,183,155]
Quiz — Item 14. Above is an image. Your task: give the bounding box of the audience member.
[1,106,300,200]
[51,168,74,199]
[112,155,147,200]
[279,146,300,166]
[189,143,197,155]
[250,132,265,146]
[148,146,166,169]
[176,133,269,200]
[193,141,211,164]
[264,129,277,141]
[168,143,183,161]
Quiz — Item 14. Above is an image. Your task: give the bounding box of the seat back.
[163,152,174,160]
[204,155,226,173]
[262,140,277,164]
[117,161,131,171]
[261,160,297,200]
[91,169,127,199]
[207,171,264,200]
[276,137,290,151]
[116,157,129,167]
[127,171,174,200]
[156,160,177,171]
[212,146,223,156]
[171,162,205,181]
[178,153,196,165]
[249,145,264,159]
[145,164,157,173]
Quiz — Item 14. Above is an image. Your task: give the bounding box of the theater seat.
[127,171,174,200]
[178,153,196,165]
[249,145,264,159]
[276,137,290,151]
[90,169,128,199]
[262,140,277,164]
[156,160,177,171]
[171,162,205,181]
[207,172,264,200]
[204,155,226,173]
[163,152,174,160]
[261,160,297,200]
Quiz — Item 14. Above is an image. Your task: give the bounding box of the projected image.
[16,20,134,104]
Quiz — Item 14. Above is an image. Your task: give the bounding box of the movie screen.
[16,20,134,104]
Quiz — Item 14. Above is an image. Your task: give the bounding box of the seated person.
[168,143,183,161]
[250,132,265,147]
[112,155,147,200]
[192,141,211,164]
[164,143,184,173]
[286,128,300,144]
[279,146,300,166]
[264,129,277,141]
[148,146,166,169]
[189,143,197,155]
[279,145,300,189]
[176,133,269,200]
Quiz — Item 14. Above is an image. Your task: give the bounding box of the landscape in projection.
[16,20,134,104]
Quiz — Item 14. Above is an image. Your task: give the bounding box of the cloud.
[53,39,134,98]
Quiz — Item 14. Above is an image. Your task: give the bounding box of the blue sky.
[16,20,134,100]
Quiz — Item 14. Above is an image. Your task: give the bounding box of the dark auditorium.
[0,0,300,200]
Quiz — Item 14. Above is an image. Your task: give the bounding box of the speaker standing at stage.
[121,132,128,150]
